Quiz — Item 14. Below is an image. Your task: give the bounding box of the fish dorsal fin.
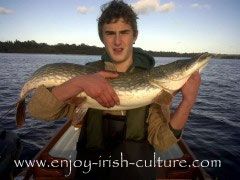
[104,62,117,72]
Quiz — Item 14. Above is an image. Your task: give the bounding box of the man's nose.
[114,34,121,46]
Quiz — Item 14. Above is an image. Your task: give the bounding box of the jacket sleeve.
[27,85,75,121]
[147,92,182,152]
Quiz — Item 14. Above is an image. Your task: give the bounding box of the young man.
[28,0,201,179]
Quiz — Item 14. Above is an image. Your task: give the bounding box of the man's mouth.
[113,48,124,54]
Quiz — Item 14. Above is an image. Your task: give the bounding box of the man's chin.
[109,54,125,63]
[111,57,126,64]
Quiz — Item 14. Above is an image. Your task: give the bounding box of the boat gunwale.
[17,119,211,179]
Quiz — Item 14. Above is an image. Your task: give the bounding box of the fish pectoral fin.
[152,90,173,106]
[149,79,173,105]
[67,96,88,127]
[70,103,88,128]
[149,79,171,90]
[149,79,162,88]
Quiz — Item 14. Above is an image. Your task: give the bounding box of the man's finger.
[96,97,107,108]
[99,94,111,108]
[103,92,115,107]
[107,85,120,105]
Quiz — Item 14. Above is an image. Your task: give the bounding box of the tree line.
[0,40,103,55]
[0,40,239,59]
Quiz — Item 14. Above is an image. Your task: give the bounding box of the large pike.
[16,53,211,127]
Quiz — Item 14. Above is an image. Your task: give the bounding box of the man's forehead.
[103,18,132,30]
[108,17,126,23]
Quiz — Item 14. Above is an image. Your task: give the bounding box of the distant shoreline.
[1,40,239,59]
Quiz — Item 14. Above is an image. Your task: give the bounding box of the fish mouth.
[194,53,211,73]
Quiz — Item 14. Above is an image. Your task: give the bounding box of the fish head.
[150,53,211,93]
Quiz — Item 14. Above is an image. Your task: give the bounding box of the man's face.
[102,18,137,65]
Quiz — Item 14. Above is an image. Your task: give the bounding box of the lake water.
[0,53,239,179]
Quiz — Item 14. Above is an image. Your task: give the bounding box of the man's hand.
[52,71,120,108]
[180,71,201,108]
[78,71,120,108]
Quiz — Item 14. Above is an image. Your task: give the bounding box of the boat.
[16,115,211,180]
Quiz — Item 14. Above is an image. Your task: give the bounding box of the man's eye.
[105,32,115,35]
[121,31,130,35]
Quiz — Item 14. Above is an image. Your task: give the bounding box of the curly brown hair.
[97,0,138,41]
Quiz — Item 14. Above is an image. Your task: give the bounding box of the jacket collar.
[101,47,155,71]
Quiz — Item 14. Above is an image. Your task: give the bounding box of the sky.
[0,0,239,54]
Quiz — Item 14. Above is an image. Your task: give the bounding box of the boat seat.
[74,114,156,180]
[49,126,81,161]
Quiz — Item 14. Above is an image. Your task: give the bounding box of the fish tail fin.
[16,99,26,128]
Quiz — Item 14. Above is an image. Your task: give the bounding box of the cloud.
[191,3,210,10]
[0,7,13,14]
[77,6,93,14]
[131,0,175,15]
